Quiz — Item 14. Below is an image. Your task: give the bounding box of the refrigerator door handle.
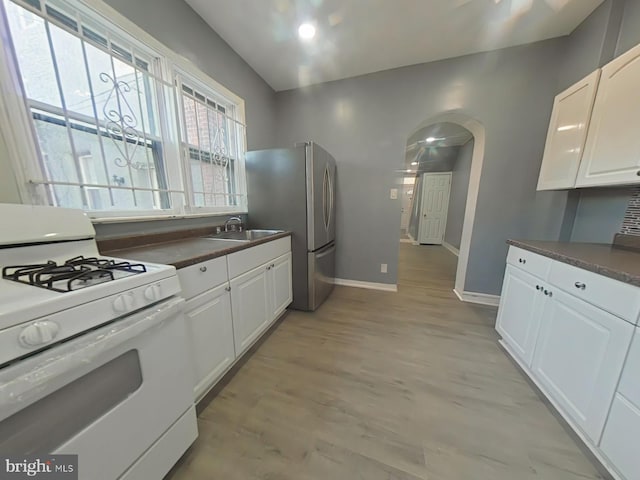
[323,166,330,231]
[328,166,334,229]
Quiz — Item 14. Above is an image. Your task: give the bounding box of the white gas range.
[0,204,197,480]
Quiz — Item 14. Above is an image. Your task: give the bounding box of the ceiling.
[404,123,474,174]
[185,0,604,91]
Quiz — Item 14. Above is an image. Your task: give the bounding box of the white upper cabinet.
[537,71,600,191]
[577,43,640,187]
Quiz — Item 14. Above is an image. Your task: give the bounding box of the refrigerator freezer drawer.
[308,242,336,311]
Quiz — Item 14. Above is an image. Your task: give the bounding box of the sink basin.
[206,229,284,242]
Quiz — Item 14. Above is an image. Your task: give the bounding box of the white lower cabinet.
[184,283,235,400]
[230,263,271,356]
[179,237,292,401]
[270,252,293,319]
[495,266,546,366]
[496,245,639,480]
[600,330,640,480]
[600,394,640,480]
[531,289,633,442]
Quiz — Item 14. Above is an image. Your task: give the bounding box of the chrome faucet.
[224,216,243,232]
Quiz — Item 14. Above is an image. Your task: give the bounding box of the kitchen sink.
[206,229,284,242]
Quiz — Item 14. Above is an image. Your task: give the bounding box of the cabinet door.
[600,394,640,480]
[577,44,640,187]
[531,289,634,442]
[269,252,293,320]
[495,266,546,366]
[537,71,600,191]
[184,283,235,400]
[230,264,271,356]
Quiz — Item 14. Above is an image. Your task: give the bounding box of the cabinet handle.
[266,265,271,271]
[544,289,553,297]
[518,258,527,264]
[271,263,275,268]
[536,285,542,291]
[637,170,640,177]
[225,286,231,292]
[574,282,586,290]
[199,266,207,273]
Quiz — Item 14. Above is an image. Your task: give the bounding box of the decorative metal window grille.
[178,81,246,209]
[2,0,180,212]
[1,0,247,217]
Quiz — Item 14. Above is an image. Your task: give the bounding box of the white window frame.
[0,0,248,222]
[174,68,247,215]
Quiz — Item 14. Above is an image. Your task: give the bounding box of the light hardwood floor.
[167,243,603,480]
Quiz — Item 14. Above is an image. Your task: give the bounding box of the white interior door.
[418,173,451,244]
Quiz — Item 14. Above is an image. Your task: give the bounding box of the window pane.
[5,1,62,107]
[49,23,94,118]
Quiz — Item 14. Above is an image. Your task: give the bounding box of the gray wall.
[276,39,568,293]
[570,188,632,242]
[444,139,473,250]
[414,146,460,173]
[617,0,640,55]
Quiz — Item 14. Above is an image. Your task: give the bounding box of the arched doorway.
[402,112,486,299]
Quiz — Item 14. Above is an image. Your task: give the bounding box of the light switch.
[390,188,398,200]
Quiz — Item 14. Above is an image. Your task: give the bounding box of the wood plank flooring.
[166,243,603,480]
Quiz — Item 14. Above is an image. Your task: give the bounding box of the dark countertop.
[102,231,292,269]
[507,239,640,287]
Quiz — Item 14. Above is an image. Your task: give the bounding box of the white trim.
[333,278,398,292]
[453,288,500,307]
[407,113,486,296]
[407,232,419,246]
[399,238,413,244]
[442,241,460,257]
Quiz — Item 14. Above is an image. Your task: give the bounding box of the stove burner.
[2,256,147,292]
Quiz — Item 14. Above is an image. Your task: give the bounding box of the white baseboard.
[399,238,413,244]
[334,278,398,292]
[453,288,500,306]
[442,241,460,257]
[407,233,420,246]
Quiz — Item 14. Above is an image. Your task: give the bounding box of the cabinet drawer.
[177,256,228,300]
[227,236,291,279]
[507,246,551,279]
[600,394,640,480]
[617,329,640,408]
[548,261,640,323]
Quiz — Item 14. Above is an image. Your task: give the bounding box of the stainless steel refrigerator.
[245,142,336,311]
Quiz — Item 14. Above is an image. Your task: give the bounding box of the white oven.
[0,296,197,480]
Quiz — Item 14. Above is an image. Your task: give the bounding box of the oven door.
[0,296,196,480]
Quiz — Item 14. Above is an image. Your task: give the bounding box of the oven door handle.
[0,296,184,415]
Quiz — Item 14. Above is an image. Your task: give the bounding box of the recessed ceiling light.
[298,23,316,40]
[426,137,436,143]
[411,162,418,166]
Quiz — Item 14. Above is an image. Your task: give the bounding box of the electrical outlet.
[390,188,398,200]
[381,263,388,273]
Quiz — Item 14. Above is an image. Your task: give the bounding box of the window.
[177,78,246,209]
[0,0,247,218]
